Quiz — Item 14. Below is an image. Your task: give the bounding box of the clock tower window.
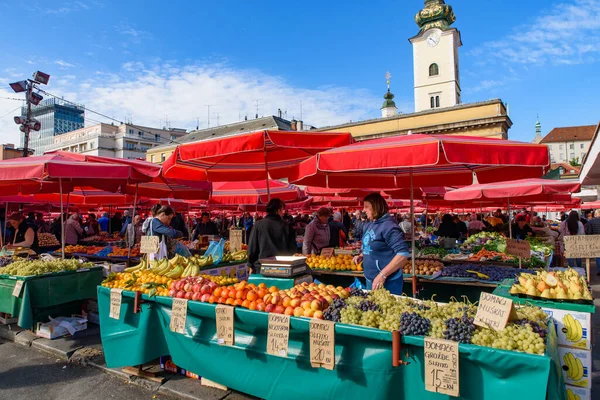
[429,63,439,76]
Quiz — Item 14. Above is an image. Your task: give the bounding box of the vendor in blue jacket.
[353,193,409,294]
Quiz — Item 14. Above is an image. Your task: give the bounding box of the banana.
[190,264,199,276]
[165,265,184,279]
[573,318,583,342]
[566,388,580,400]
[155,261,172,276]
[573,355,584,381]
[564,353,575,379]
[563,314,575,342]
[181,264,191,278]
[124,258,146,272]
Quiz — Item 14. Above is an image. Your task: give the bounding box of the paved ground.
[0,338,171,400]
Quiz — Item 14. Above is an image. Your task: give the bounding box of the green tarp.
[493,279,596,313]
[98,286,566,400]
[0,267,103,329]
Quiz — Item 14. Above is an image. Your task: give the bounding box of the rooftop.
[540,125,597,143]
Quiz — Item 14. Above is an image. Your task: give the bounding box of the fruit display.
[101,270,172,296]
[306,253,362,272]
[174,280,349,319]
[468,249,513,262]
[108,247,140,257]
[402,259,443,275]
[463,231,506,247]
[324,288,549,354]
[85,246,106,255]
[509,269,593,301]
[416,247,448,259]
[64,245,89,254]
[221,250,248,263]
[37,233,60,247]
[440,264,523,282]
[223,242,248,252]
[0,257,14,268]
[1,259,93,276]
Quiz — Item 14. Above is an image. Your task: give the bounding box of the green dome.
[381,89,396,109]
[415,0,456,32]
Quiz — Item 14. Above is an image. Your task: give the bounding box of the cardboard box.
[159,356,201,380]
[565,385,591,400]
[557,347,591,389]
[0,312,17,325]
[542,307,591,350]
[36,316,87,339]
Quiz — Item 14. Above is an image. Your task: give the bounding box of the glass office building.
[20,98,85,155]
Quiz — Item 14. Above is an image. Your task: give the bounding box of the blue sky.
[0,0,599,146]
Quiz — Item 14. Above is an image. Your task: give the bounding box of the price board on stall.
[474,292,516,331]
[229,229,243,253]
[505,239,531,259]
[109,289,123,320]
[564,235,600,258]
[215,305,235,345]
[170,298,188,334]
[267,314,290,357]
[140,236,159,254]
[309,320,335,370]
[424,338,459,397]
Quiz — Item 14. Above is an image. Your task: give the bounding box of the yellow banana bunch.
[124,258,146,273]
[154,260,172,276]
[165,264,184,279]
[566,388,580,400]
[563,314,583,342]
[563,352,584,381]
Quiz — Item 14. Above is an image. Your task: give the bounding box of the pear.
[582,291,593,301]
[540,289,552,299]
[526,285,538,297]
[525,278,535,290]
[571,292,583,300]
[510,285,524,295]
[556,288,568,300]
[518,276,528,286]
[550,288,556,296]
[544,274,558,287]
[569,281,582,295]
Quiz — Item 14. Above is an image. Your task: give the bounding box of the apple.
[265,304,276,313]
[331,293,340,300]
[201,285,212,295]
[305,295,315,302]
[257,303,266,312]
[310,300,323,311]
[303,309,315,318]
[274,305,285,314]
[284,306,294,316]
[185,292,193,300]
[169,289,177,297]
[175,281,185,291]
[190,292,200,301]
[313,310,324,320]
[208,281,218,289]
[192,284,201,293]
[201,293,211,302]
[184,283,192,292]
[293,307,304,317]
[176,290,185,298]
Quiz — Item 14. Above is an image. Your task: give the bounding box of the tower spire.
[381,71,397,118]
[415,0,456,32]
[533,115,543,143]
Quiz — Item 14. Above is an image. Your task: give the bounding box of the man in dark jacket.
[192,212,219,240]
[247,198,297,273]
[170,212,189,239]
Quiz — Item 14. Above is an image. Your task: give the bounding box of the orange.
[234,298,243,306]
[225,298,235,305]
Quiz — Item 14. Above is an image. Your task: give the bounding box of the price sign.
[309,320,335,370]
[474,292,516,331]
[215,305,234,345]
[267,314,290,357]
[170,298,188,334]
[505,239,531,259]
[564,235,600,258]
[140,236,159,254]
[229,229,243,253]
[424,338,459,397]
[109,289,123,320]
[12,280,24,297]
[320,247,335,258]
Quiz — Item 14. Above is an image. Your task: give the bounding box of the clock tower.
[409,0,462,113]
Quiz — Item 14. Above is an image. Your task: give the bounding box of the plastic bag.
[175,241,192,257]
[94,245,113,257]
[205,238,224,265]
[349,277,366,290]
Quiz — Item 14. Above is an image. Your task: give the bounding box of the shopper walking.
[584,209,600,275]
[560,210,585,269]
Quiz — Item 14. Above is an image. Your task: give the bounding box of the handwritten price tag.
[170,298,188,334]
[309,320,335,370]
[267,314,290,357]
[12,280,24,297]
[424,338,459,397]
[564,235,600,258]
[506,239,531,259]
[109,288,123,320]
[229,229,243,253]
[215,305,234,345]
[474,292,516,331]
[140,236,159,254]
[320,248,335,258]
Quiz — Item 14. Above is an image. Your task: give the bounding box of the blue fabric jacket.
[149,218,182,240]
[361,213,410,281]
[98,216,109,232]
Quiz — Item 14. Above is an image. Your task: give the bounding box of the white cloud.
[55,60,75,68]
[471,0,600,66]
[0,61,396,148]
[115,22,151,44]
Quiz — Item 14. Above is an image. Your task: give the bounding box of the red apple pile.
[168,276,219,302]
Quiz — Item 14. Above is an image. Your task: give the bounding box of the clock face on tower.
[426,31,440,47]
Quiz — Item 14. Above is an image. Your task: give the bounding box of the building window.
[430,97,435,109]
[155,134,160,142]
[150,154,155,163]
[559,144,564,150]
[161,153,166,162]
[570,152,575,159]
[580,143,585,149]
[170,135,177,140]
[138,131,143,137]
[435,96,440,108]
[125,142,135,150]
[429,63,439,76]
[90,142,94,149]
[559,167,565,174]
[569,143,574,150]
[129,129,134,134]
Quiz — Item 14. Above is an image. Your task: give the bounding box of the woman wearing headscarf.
[560,210,585,268]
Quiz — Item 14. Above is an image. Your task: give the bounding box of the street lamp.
[8,70,50,157]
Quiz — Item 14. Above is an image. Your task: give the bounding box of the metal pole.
[22,83,32,157]
[59,178,65,259]
[508,197,512,238]
[264,147,271,201]
[1,202,7,247]
[410,170,417,297]
[127,184,138,259]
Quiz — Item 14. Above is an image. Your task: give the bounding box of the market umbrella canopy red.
[289,134,550,188]
[210,180,304,205]
[120,176,212,201]
[162,130,355,182]
[444,178,581,201]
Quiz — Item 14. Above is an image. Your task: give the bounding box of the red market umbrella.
[289,134,550,188]
[582,200,600,208]
[210,180,304,205]
[121,176,211,201]
[162,130,355,197]
[444,178,580,201]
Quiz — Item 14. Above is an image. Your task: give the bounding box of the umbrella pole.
[109,205,112,234]
[127,183,138,260]
[263,149,271,202]
[410,170,417,297]
[508,197,512,238]
[60,178,65,260]
[2,201,8,247]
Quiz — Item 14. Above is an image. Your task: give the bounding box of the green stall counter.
[98,286,566,400]
[0,267,103,329]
